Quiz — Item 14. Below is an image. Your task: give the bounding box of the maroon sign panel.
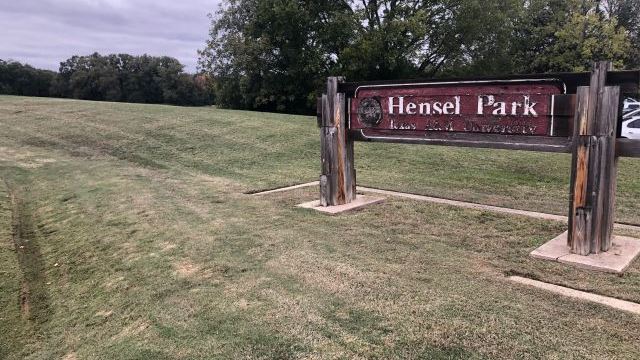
[350,80,565,137]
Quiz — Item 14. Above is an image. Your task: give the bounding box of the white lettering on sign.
[389,96,404,114]
[389,96,461,116]
[477,95,538,117]
[353,81,561,136]
[523,96,537,116]
[389,95,538,117]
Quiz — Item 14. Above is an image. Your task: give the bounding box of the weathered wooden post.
[568,62,620,255]
[319,77,356,206]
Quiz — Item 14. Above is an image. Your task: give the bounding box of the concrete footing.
[531,231,640,273]
[296,195,384,215]
[509,276,640,314]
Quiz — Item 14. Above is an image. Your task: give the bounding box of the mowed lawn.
[1,95,640,359]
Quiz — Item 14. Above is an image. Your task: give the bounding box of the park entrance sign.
[350,80,564,137]
[317,62,640,259]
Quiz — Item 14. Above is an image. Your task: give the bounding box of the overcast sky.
[0,0,220,73]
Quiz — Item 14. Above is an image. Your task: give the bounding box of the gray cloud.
[0,0,220,72]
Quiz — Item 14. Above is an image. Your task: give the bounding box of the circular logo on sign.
[357,97,382,126]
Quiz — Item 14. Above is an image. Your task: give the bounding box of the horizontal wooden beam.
[339,70,640,96]
[350,132,640,157]
[616,138,640,158]
[349,130,572,153]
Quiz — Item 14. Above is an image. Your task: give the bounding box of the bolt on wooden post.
[319,77,356,206]
[568,62,620,255]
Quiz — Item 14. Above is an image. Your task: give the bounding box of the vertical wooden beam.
[568,62,620,255]
[319,77,356,206]
[595,86,620,252]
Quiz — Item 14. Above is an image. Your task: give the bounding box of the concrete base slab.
[530,232,572,261]
[531,231,640,273]
[297,195,384,214]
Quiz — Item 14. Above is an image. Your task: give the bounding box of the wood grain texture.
[587,86,619,253]
[615,138,640,157]
[551,94,576,137]
[596,86,620,251]
[341,93,356,203]
[321,126,339,205]
[568,134,591,250]
[319,175,329,207]
[326,77,338,127]
[573,137,590,208]
[319,77,355,206]
[320,95,331,176]
[350,130,572,153]
[346,134,356,201]
[573,207,592,256]
[601,155,618,250]
[568,62,619,254]
[568,86,591,248]
[334,92,348,204]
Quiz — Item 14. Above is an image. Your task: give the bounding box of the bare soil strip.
[4,180,50,324]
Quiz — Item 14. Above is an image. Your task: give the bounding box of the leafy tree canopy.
[54,53,214,106]
[199,0,637,114]
[0,59,56,97]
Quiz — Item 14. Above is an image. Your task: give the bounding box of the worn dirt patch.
[62,352,77,360]
[266,250,384,296]
[111,319,150,341]
[174,260,201,277]
[103,276,126,290]
[95,310,114,318]
[159,241,178,252]
[0,146,57,168]
[20,282,30,318]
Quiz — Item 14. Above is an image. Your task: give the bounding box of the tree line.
[198,0,640,114]
[0,53,214,106]
[0,60,56,97]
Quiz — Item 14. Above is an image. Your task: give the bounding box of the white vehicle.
[621,112,640,139]
[624,108,640,120]
[624,97,640,113]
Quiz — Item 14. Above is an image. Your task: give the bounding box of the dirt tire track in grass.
[3,178,51,325]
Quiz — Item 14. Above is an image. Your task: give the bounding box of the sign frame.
[317,63,640,257]
[349,78,566,137]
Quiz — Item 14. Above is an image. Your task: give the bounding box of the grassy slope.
[0,95,639,359]
[1,96,639,223]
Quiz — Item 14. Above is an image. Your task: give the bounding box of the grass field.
[1,95,640,359]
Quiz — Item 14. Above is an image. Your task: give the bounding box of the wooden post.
[319,77,356,206]
[568,62,620,255]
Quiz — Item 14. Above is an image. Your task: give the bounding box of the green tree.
[550,10,628,71]
[200,0,636,113]
[198,0,524,113]
[198,0,351,113]
[598,0,640,68]
[506,0,631,72]
[54,53,213,106]
[0,59,56,97]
